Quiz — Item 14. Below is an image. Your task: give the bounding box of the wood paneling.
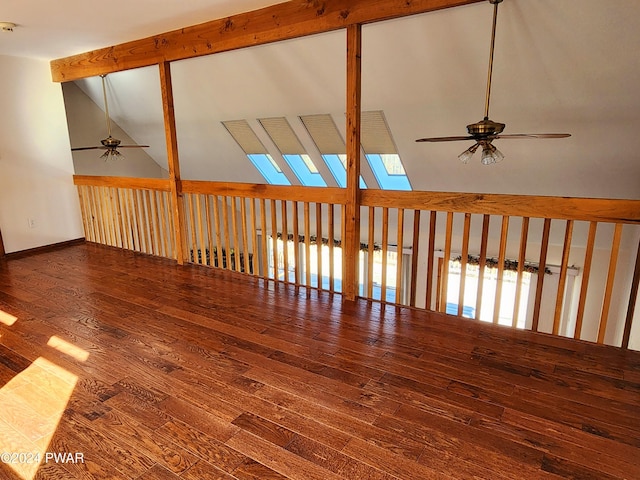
[51,0,483,82]
[1,243,639,479]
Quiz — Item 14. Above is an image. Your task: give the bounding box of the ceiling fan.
[416,0,570,164]
[71,74,149,160]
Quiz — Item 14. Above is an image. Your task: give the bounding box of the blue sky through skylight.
[248,154,290,185]
[323,154,367,188]
[366,154,411,190]
[283,154,326,187]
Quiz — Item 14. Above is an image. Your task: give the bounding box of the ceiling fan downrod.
[467,0,505,138]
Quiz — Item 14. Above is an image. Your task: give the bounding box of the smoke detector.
[0,22,16,32]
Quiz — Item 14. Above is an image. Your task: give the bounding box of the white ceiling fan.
[416,0,570,164]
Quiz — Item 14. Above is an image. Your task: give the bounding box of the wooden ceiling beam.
[50,0,482,82]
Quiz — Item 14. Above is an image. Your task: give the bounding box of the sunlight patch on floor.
[0,309,17,326]
[0,337,89,479]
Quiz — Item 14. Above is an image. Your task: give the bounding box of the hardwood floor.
[0,243,639,479]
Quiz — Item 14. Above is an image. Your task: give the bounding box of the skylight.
[259,117,326,187]
[361,111,411,191]
[322,154,367,189]
[223,112,410,189]
[300,114,367,188]
[223,119,291,185]
[248,154,291,185]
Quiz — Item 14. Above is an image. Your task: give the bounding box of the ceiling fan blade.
[494,133,571,139]
[116,145,150,148]
[416,136,475,142]
[71,146,107,151]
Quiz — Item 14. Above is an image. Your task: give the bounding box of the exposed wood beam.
[159,62,186,264]
[50,0,482,82]
[343,24,362,302]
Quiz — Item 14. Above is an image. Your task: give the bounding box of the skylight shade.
[300,114,346,154]
[222,120,268,154]
[259,117,306,155]
[361,110,397,154]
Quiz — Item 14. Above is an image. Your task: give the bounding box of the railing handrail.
[181,179,347,204]
[73,175,171,192]
[73,175,640,225]
[362,190,640,224]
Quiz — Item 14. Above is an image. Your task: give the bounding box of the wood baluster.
[316,203,323,289]
[598,223,623,344]
[222,196,232,270]
[410,209,421,308]
[475,215,490,321]
[147,189,158,255]
[280,200,289,282]
[304,202,311,287]
[292,201,300,286]
[512,217,530,328]
[195,194,206,264]
[328,203,335,292]
[241,198,250,274]
[367,207,375,299]
[493,216,510,324]
[152,190,163,256]
[249,198,259,275]
[381,207,390,303]
[553,220,574,335]
[131,189,142,251]
[574,222,598,339]
[622,237,640,349]
[532,218,552,332]
[441,212,454,313]
[396,208,405,305]
[425,211,437,311]
[212,195,223,268]
[231,197,241,272]
[259,198,268,279]
[204,196,214,266]
[270,199,279,281]
[458,213,471,317]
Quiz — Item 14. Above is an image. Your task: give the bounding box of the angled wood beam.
[343,23,362,302]
[50,0,482,82]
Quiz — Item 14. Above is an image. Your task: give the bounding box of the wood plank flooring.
[0,243,639,479]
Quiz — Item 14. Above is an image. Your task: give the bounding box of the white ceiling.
[0,0,281,60]
[4,0,640,199]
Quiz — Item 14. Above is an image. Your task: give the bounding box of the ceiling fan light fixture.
[458,143,480,163]
[480,142,504,165]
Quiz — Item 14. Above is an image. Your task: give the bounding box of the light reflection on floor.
[0,314,88,480]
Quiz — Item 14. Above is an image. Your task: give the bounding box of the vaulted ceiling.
[4,0,640,199]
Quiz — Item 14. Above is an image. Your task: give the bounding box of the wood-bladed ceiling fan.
[416,0,570,164]
[71,74,149,160]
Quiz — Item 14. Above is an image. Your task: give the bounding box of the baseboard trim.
[3,238,86,259]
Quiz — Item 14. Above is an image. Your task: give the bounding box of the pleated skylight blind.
[222,120,268,154]
[299,114,346,155]
[360,110,398,155]
[258,117,306,155]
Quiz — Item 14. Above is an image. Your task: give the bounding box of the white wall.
[0,55,83,253]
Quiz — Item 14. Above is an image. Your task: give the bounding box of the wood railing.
[75,176,175,258]
[73,175,640,350]
[181,181,347,290]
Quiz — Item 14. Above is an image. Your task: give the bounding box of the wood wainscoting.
[0,243,639,479]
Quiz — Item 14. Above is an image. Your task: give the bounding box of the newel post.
[159,61,187,264]
[343,24,362,302]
